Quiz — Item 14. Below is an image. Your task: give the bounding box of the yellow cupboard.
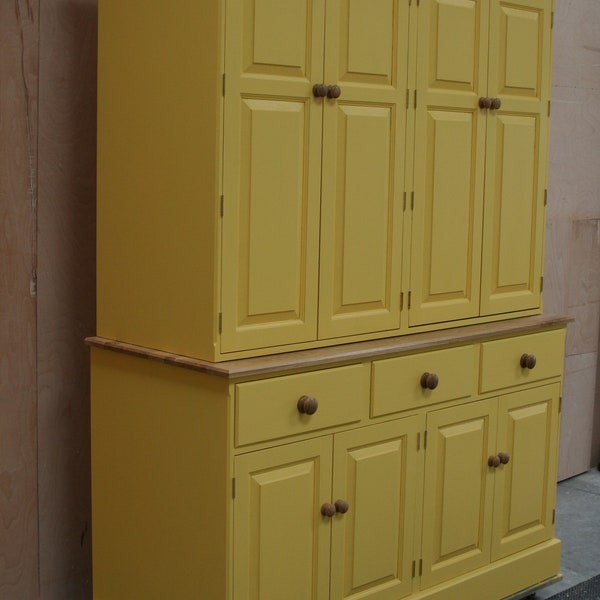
[91,1,566,599]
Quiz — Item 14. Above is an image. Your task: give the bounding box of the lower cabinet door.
[234,437,334,600]
[421,399,497,589]
[491,383,560,561]
[330,417,422,600]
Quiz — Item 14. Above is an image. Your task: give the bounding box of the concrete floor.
[533,468,600,599]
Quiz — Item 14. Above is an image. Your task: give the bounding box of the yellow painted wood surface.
[481,0,552,315]
[331,417,422,600]
[91,348,230,599]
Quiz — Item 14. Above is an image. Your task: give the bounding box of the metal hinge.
[544,189,548,206]
[559,396,563,412]
[548,100,551,116]
[232,478,236,499]
[220,195,225,217]
[219,312,223,334]
[222,73,227,96]
[552,508,556,524]
[551,11,554,29]
[541,276,544,293]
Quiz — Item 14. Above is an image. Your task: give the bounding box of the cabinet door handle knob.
[321,502,337,517]
[297,395,319,415]
[327,84,342,99]
[520,353,537,369]
[498,452,510,465]
[420,372,439,390]
[488,455,501,468]
[334,499,350,514]
[490,97,502,110]
[312,83,328,98]
[479,96,492,109]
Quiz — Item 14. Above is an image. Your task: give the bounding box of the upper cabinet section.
[221,0,410,353]
[410,0,552,327]
[96,0,553,362]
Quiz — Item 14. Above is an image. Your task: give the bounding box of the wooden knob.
[479,97,492,109]
[321,502,336,517]
[312,83,328,98]
[297,395,318,415]
[327,84,341,99]
[420,372,439,390]
[520,354,537,370]
[334,499,349,514]
[491,97,502,110]
[488,455,501,468]
[498,452,510,465]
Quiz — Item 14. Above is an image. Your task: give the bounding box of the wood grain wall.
[1,1,41,597]
[1,0,96,597]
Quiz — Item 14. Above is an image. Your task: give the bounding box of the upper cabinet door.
[480,0,552,315]
[221,0,326,353]
[318,0,409,339]
[410,0,489,327]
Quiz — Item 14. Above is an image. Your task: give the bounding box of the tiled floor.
[533,468,600,599]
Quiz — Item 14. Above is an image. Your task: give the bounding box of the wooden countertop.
[86,314,571,380]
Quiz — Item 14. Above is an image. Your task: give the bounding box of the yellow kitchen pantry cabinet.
[91,0,566,599]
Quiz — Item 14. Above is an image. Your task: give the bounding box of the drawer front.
[372,345,475,417]
[235,363,370,447]
[480,328,566,393]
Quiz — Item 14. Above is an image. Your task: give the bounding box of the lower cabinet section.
[234,418,421,600]
[90,321,566,600]
[421,384,560,590]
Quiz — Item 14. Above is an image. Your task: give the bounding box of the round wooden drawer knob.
[491,97,502,110]
[488,455,501,468]
[420,372,439,390]
[520,353,537,370]
[321,502,337,517]
[297,395,319,415]
[313,83,328,98]
[334,499,350,514]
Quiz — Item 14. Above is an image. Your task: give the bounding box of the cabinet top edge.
[86,315,571,380]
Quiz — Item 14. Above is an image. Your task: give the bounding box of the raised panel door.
[491,384,559,561]
[221,0,325,353]
[330,417,422,600]
[318,0,409,338]
[480,0,552,315]
[421,399,497,589]
[233,437,333,600]
[410,0,488,326]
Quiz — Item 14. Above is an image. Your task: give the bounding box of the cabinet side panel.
[96,0,221,359]
[91,349,230,599]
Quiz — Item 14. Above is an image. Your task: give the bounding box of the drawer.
[479,328,566,393]
[372,345,475,417]
[235,363,370,446]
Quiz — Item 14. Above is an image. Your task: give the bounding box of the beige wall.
[545,0,600,479]
[1,1,599,598]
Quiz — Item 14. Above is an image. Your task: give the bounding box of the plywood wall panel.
[0,1,40,598]
[37,0,97,596]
